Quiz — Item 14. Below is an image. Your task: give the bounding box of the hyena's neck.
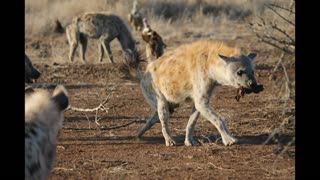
[118,32,136,52]
[209,64,236,87]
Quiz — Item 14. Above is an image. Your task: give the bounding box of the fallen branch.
[63,119,137,131]
[67,94,112,126]
[68,94,111,112]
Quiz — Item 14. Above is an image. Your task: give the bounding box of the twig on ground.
[63,119,137,131]
[67,94,112,127]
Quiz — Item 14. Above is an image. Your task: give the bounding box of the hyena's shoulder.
[181,40,241,63]
[79,12,121,24]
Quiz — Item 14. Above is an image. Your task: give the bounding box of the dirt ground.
[26,28,295,179]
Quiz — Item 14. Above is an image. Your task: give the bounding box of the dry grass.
[25,0,271,38]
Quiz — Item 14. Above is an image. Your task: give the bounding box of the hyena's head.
[25,54,41,83]
[217,52,263,93]
[25,85,69,138]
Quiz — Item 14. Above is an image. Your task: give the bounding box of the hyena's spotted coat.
[25,85,69,180]
[121,40,263,146]
[66,12,140,64]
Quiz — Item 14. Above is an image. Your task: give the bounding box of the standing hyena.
[128,0,143,31]
[121,40,264,146]
[25,85,69,180]
[141,18,167,62]
[25,54,41,83]
[66,12,140,64]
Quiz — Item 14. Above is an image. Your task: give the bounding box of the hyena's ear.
[247,52,257,61]
[217,53,236,64]
[52,85,69,111]
[25,86,34,95]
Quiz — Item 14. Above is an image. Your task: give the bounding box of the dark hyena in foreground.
[66,12,140,64]
[25,85,69,180]
[25,54,40,83]
[122,40,263,146]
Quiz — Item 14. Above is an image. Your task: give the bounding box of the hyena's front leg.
[79,34,88,63]
[158,97,176,146]
[100,34,115,63]
[68,42,78,62]
[195,102,238,146]
[185,105,200,146]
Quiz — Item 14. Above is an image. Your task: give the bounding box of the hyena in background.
[25,54,41,83]
[25,85,69,180]
[141,18,167,62]
[128,0,143,31]
[121,40,263,146]
[66,12,141,64]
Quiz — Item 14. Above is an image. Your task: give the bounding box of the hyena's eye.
[237,70,244,76]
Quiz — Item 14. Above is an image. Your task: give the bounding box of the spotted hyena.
[25,85,69,180]
[141,18,167,62]
[25,54,40,83]
[128,0,143,31]
[121,40,264,146]
[66,12,140,64]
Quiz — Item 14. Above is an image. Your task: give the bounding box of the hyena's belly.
[157,81,192,104]
[79,22,102,39]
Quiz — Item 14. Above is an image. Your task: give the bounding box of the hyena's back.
[146,40,240,103]
[76,12,130,38]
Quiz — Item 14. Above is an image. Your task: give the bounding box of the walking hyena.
[121,40,264,146]
[141,18,167,62]
[128,0,143,31]
[25,85,69,180]
[25,54,41,83]
[66,12,141,64]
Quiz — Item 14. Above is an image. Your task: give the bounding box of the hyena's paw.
[222,135,238,146]
[184,138,200,146]
[165,138,177,147]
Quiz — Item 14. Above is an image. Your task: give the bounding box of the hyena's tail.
[54,19,65,34]
[55,17,80,34]
[119,48,145,83]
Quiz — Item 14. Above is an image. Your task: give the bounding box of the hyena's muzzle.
[25,55,41,83]
[244,74,264,94]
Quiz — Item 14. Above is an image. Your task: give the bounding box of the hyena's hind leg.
[184,105,200,146]
[137,74,160,137]
[137,112,159,138]
[66,25,79,62]
[79,34,88,63]
[99,33,116,63]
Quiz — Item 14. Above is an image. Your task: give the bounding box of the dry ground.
[25,0,295,179]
